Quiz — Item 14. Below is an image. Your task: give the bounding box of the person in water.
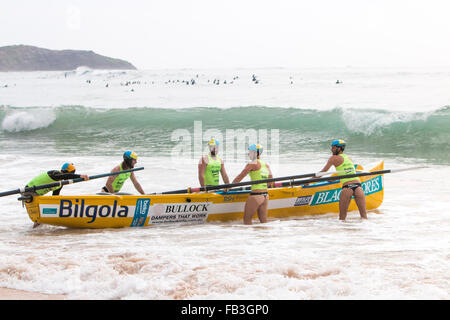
[232,144,273,225]
[26,163,89,196]
[102,151,145,194]
[318,139,367,220]
[26,162,89,228]
[198,138,230,188]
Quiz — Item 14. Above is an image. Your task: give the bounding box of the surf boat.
[20,161,384,229]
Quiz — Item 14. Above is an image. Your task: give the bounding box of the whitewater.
[0,67,449,299]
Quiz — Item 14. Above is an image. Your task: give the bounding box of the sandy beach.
[0,287,66,300]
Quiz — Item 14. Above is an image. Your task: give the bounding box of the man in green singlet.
[318,139,367,220]
[102,151,145,194]
[26,162,89,196]
[26,162,89,228]
[198,138,230,187]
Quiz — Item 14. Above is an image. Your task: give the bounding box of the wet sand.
[0,287,66,300]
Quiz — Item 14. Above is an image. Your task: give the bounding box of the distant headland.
[0,45,137,71]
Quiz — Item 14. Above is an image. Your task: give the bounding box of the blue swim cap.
[248,144,263,155]
[123,151,138,160]
[331,139,346,147]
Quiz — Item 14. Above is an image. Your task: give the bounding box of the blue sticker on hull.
[131,198,151,227]
[310,175,383,206]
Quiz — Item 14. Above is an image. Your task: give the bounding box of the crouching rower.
[26,162,89,196]
[102,151,145,194]
[232,144,273,225]
[25,162,89,228]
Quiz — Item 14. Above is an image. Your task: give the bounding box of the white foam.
[341,109,428,135]
[1,109,56,132]
[75,66,93,76]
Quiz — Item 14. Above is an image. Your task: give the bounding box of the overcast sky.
[1,0,450,69]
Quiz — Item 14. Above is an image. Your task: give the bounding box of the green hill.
[0,45,137,71]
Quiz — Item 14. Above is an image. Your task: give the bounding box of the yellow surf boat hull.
[23,161,384,228]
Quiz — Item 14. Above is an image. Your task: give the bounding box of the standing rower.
[318,139,367,220]
[198,138,230,187]
[232,144,273,225]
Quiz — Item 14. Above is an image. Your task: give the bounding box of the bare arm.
[265,163,274,187]
[198,156,206,187]
[232,163,256,184]
[319,156,342,173]
[220,161,230,184]
[130,172,145,194]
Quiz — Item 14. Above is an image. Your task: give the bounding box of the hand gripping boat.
[20,161,385,229]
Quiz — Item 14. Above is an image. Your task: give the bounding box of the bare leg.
[256,195,269,223]
[244,196,258,225]
[244,195,266,224]
[339,188,353,220]
[354,187,367,219]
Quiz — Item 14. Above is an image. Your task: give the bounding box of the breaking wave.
[1,105,449,162]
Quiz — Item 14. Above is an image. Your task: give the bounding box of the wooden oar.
[0,167,145,198]
[156,169,359,195]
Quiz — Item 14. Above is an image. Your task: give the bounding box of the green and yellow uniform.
[204,154,222,186]
[111,164,132,192]
[26,170,81,195]
[249,160,269,190]
[27,172,60,195]
[335,153,360,184]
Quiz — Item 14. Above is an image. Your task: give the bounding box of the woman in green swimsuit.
[319,139,367,220]
[233,144,273,225]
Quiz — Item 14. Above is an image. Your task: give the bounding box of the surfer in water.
[232,144,273,225]
[318,139,367,220]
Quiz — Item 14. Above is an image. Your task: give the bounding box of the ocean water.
[0,67,449,299]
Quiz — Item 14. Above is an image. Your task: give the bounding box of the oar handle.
[88,167,144,180]
[0,167,144,198]
[287,169,393,187]
[272,166,425,188]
